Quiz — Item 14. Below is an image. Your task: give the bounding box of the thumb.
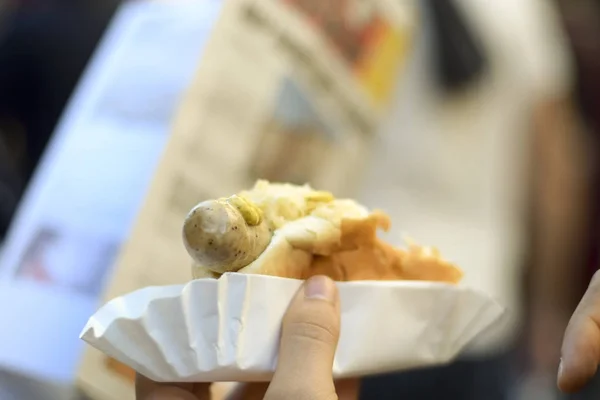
[558,272,600,392]
[265,275,340,400]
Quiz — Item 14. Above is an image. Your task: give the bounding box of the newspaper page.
[0,0,224,388]
[77,0,417,398]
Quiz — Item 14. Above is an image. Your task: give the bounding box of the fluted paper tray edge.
[80,273,504,382]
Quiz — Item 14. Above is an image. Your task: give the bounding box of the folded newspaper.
[81,181,504,382]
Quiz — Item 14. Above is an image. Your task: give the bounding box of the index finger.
[135,372,211,399]
[225,380,359,400]
[558,272,600,393]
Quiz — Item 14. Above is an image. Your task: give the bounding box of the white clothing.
[358,0,573,356]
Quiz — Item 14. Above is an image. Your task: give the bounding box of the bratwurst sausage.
[182,195,272,274]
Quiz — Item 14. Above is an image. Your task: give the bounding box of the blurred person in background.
[357,0,591,399]
[552,0,600,396]
[556,0,600,311]
[0,0,118,239]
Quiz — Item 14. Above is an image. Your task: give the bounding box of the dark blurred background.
[1,0,600,399]
[0,0,119,237]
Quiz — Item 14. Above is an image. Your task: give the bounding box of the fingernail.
[558,358,564,377]
[304,275,336,302]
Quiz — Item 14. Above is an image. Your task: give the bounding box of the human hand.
[529,308,570,375]
[136,275,358,399]
[558,271,600,392]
